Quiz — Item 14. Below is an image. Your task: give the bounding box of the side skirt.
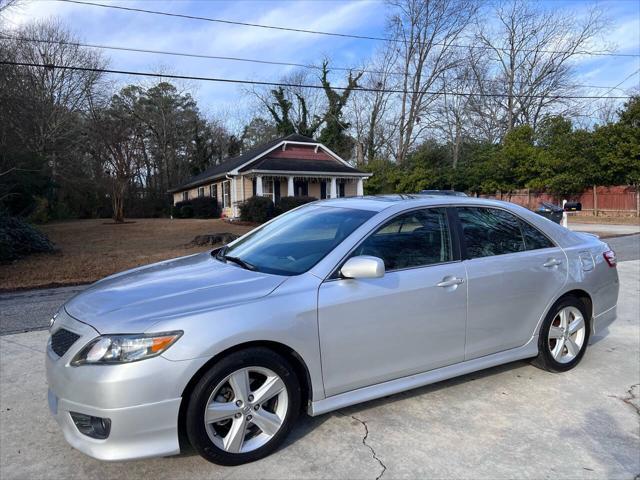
[308,336,539,416]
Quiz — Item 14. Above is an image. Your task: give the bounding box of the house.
[169,134,372,218]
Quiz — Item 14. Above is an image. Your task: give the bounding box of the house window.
[198,187,205,198]
[182,191,188,202]
[210,184,217,200]
[222,181,231,209]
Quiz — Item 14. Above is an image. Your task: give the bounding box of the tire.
[532,296,590,373]
[186,348,301,465]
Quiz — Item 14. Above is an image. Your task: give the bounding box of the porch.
[244,173,365,203]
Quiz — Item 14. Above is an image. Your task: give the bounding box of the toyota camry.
[46,195,619,465]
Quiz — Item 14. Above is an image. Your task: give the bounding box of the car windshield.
[218,205,376,276]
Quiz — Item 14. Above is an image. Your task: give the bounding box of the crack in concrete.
[609,384,640,416]
[350,415,387,480]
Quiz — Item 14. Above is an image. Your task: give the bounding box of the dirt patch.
[189,233,240,247]
[0,218,253,291]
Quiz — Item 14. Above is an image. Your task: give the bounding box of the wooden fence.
[480,186,640,217]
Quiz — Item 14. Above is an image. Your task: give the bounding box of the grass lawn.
[0,218,253,291]
[570,215,639,225]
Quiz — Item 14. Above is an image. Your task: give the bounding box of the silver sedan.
[46,196,619,465]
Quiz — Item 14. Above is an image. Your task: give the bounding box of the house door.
[320,181,327,199]
[294,180,308,197]
[274,180,281,203]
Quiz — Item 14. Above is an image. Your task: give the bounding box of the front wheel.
[185,348,301,465]
[533,296,590,372]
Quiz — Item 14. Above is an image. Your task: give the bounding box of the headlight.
[71,331,182,366]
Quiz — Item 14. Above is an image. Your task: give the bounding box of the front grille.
[51,328,80,357]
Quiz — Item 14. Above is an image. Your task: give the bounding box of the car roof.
[318,195,514,212]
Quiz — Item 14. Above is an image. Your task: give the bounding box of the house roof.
[241,156,364,174]
[169,133,367,193]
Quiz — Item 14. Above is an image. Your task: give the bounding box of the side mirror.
[340,256,385,279]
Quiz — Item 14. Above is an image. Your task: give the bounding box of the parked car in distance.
[46,195,619,465]
[419,189,468,196]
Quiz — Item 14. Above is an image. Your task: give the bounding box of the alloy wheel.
[203,366,288,454]
[547,306,586,364]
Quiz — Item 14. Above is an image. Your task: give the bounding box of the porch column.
[330,177,338,199]
[231,177,239,218]
[287,176,294,196]
[356,178,364,196]
[256,175,263,196]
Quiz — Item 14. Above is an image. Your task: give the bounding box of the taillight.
[603,250,617,267]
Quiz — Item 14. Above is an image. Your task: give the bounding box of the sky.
[3,0,640,129]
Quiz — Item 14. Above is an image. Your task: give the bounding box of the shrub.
[276,196,317,214]
[28,197,50,224]
[0,211,55,263]
[179,204,194,219]
[191,197,221,218]
[240,196,275,223]
[172,198,220,219]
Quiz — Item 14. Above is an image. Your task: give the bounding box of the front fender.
[154,272,326,402]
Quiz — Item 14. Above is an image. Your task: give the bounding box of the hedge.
[0,212,55,262]
[240,196,275,223]
[172,197,220,219]
[276,196,317,214]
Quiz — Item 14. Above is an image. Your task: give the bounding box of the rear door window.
[457,207,526,259]
[519,220,555,250]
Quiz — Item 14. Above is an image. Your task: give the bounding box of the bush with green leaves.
[276,196,317,214]
[240,196,275,223]
[0,212,55,263]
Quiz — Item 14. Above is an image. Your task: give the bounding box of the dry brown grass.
[0,218,253,291]
[569,215,640,225]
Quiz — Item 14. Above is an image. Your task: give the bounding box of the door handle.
[543,258,562,268]
[437,277,465,287]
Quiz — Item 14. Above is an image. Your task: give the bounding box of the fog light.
[70,412,111,439]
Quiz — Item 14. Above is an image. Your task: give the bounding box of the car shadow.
[284,358,532,446]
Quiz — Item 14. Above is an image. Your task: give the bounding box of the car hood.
[64,251,287,334]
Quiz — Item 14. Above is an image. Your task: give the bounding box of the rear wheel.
[186,348,301,465]
[533,296,589,372]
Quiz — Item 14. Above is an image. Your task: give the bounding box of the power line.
[1,35,631,92]
[600,68,640,98]
[0,60,633,99]
[56,0,640,58]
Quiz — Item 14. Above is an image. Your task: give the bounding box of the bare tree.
[388,0,478,165]
[1,20,106,169]
[350,47,398,165]
[0,0,21,19]
[251,69,325,137]
[475,0,606,136]
[435,61,477,168]
[87,88,143,223]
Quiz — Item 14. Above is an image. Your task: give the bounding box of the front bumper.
[47,389,181,461]
[46,310,205,461]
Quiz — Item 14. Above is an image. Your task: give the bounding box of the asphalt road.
[1,261,638,479]
[1,234,638,336]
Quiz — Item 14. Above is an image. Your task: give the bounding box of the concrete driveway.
[1,264,638,479]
